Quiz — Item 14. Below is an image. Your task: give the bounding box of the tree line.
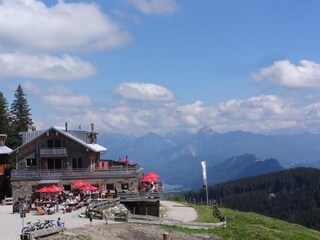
[0,84,34,152]
[184,167,320,230]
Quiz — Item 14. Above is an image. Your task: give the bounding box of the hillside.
[186,167,320,230]
[44,205,320,240]
[197,206,320,240]
[208,153,283,185]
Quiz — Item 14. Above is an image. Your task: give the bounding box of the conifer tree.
[8,84,34,149]
[0,92,10,134]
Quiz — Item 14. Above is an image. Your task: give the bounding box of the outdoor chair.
[36,206,46,215]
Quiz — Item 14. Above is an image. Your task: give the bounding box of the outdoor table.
[67,202,78,210]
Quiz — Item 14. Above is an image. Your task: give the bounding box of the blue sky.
[1,0,320,135]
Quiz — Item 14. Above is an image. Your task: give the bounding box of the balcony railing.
[118,191,162,200]
[11,165,142,181]
[39,148,67,156]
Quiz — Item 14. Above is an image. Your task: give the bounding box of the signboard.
[20,212,26,218]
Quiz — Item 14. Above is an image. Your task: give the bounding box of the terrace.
[11,164,142,181]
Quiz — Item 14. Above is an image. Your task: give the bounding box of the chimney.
[91,123,94,132]
[65,122,68,132]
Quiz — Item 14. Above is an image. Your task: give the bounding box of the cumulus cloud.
[218,95,291,120]
[115,82,175,101]
[252,60,320,88]
[31,79,320,135]
[126,0,180,15]
[0,0,131,52]
[36,92,310,135]
[0,53,96,80]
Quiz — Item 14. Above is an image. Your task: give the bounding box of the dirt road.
[161,200,198,222]
[46,200,214,240]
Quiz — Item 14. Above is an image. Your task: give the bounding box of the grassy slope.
[166,205,320,240]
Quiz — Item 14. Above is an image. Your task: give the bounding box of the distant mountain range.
[99,126,320,188]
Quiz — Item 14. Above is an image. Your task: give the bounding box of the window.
[106,184,114,191]
[26,158,36,166]
[63,185,71,191]
[72,158,82,169]
[48,159,54,169]
[121,183,129,190]
[55,159,62,169]
[47,139,61,148]
[47,139,54,148]
[48,159,62,169]
[55,139,61,148]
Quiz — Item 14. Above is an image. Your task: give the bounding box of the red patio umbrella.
[79,184,98,191]
[141,175,157,182]
[146,172,159,178]
[48,185,63,192]
[72,180,88,188]
[142,172,159,182]
[36,186,55,193]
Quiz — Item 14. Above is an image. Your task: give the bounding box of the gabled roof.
[11,126,107,154]
[0,146,12,154]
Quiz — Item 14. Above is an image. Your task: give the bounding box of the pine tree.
[0,92,10,134]
[8,84,34,149]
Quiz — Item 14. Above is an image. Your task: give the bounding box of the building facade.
[10,125,143,201]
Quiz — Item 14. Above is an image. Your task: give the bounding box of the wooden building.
[0,134,11,175]
[10,124,143,202]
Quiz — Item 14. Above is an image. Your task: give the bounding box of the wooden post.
[163,232,171,240]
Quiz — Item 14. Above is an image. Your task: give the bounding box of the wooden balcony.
[11,164,142,181]
[39,148,67,157]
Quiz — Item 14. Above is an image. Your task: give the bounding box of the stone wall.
[12,181,38,202]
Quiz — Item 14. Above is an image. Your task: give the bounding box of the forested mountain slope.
[185,167,320,230]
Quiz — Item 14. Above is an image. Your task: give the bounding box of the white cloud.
[115,82,175,101]
[126,0,180,15]
[0,0,131,52]
[31,80,320,135]
[177,101,207,126]
[0,53,96,80]
[218,95,291,120]
[252,60,320,88]
[35,94,296,134]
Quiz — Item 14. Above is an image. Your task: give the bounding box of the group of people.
[140,181,157,192]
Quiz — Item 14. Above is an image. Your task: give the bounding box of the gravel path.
[161,200,198,222]
[0,204,106,240]
[0,200,199,240]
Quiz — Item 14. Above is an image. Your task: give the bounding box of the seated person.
[49,205,55,214]
[57,217,64,227]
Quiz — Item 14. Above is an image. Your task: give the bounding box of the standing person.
[88,209,93,225]
[114,187,118,198]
